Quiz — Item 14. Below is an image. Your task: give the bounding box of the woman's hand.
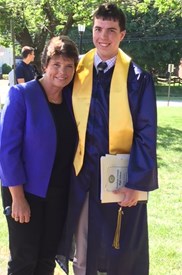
[9,186,31,223]
[114,187,139,207]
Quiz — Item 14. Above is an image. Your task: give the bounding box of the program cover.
[100,154,148,203]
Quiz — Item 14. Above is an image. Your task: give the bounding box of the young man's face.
[93,18,126,60]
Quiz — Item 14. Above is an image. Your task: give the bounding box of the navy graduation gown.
[57,61,158,275]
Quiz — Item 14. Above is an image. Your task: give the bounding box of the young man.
[58,3,158,275]
[15,46,35,83]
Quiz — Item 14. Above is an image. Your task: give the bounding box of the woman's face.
[44,55,75,89]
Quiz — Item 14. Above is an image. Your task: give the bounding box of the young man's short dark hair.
[92,3,126,31]
[21,46,34,59]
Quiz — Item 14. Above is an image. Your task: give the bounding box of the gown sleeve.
[126,62,158,191]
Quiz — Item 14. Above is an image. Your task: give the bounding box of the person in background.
[8,65,15,87]
[15,46,36,83]
[57,3,158,275]
[0,35,78,275]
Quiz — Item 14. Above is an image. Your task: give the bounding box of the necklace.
[39,77,62,104]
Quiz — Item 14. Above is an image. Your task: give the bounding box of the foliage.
[2,63,11,74]
[0,0,182,73]
[155,83,182,99]
[121,0,182,73]
[1,74,8,80]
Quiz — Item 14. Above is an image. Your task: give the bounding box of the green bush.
[2,74,8,80]
[2,63,11,74]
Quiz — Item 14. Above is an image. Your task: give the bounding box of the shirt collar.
[94,52,117,73]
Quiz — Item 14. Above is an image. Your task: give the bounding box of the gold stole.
[72,49,134,249]
[72,48,133,176]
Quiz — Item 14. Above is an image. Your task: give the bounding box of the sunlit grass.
[148,107,182,275]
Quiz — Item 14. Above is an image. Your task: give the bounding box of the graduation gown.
[57,61,158,275]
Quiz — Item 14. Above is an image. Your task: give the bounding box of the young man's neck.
[23,58,31,65]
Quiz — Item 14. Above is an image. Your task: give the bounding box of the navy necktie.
[97,62,108,74]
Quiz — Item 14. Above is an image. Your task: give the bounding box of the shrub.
[2,63,11,74]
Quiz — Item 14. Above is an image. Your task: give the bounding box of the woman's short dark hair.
[92,3,126,31]
[41,35,79,72]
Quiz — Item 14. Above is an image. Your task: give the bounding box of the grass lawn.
[0,106,182,275]
[148,107,182,274]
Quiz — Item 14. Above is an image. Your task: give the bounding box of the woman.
[0,36,78,275]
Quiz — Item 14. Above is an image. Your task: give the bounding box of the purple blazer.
[0,79,73,198]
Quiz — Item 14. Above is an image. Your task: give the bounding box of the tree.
[0,0,103,71]
[0,0,181,74]
[122,0,182,74]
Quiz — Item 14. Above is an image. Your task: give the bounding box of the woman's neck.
[39,77,63,104]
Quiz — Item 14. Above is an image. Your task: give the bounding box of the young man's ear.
[120,30,126,42]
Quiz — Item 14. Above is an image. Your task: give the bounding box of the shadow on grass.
[157,126,182,167]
